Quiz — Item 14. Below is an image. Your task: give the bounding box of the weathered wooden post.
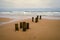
[37,15,39,19]
[15,24,19,31]
[22,22,26,31]
[35,15,39,23]
[32,17,34,22]
[35,17,38,23]
[40,15,42,20]
[20,22,23,29]
[26,23,29,29]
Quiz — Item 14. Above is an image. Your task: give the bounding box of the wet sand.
[0,18,12,22]
[0,18,60,40]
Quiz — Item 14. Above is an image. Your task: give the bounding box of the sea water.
[0,11,60,25]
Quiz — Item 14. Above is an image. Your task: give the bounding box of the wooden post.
[40,15,41,20]
[22,22,26,31]
[37,15,39,19]
[32,17,34,22]
[35,17,38,23]
[15,24,19,31]
[26,23,29,29]
[20,22,23,29]
[35,15,39,23]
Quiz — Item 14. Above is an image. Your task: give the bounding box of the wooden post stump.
[15,24,19,31]
[40,15,41,20]
[20,22,23,29]
[26,23,29,29]
[37,15,39,19]
[32,17,34,22]
[35,17,38,23]
[22,22,26,31]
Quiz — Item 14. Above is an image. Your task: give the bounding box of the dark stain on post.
[15,24,19,31]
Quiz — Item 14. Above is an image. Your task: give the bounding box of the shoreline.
[0,18,32,26]
[0,16,60,26]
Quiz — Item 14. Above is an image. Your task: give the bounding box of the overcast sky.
[0,0,60,8]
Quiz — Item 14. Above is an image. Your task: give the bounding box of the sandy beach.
[0,18,12,22]
[0,18,60,40]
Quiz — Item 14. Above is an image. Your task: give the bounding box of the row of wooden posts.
[15,15,42,32]
[15,22,29,32]
[32,15,42,23]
